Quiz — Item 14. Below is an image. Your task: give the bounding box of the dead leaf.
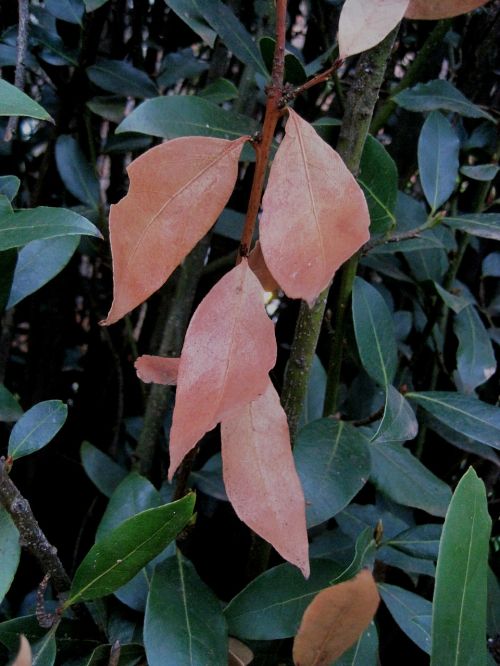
[248,241,280,292]
[292,569,380,666]
[221,379,310,577]
[406,0,489,19]
[102,135,248,325]
[338,0,410,59]
[260,109,369,306]
[135,355,179,385]
[228,637,254,665]
[168,259,276,479]
[12,635,32,666]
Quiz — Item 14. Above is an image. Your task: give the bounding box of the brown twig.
[4,0,30,141]
[282,58,344,104]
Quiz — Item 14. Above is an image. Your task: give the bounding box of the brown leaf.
[292,570,380,666]
[260,109,369,306]
[248,241,280,292]
[338,0,410,59]
[12,635,32,666]
[228,637,254,666]
[221,379,309,577]
[406,0,489,19]
[102,135,248,325]
[135,355,179,385]
[168,259,276,479]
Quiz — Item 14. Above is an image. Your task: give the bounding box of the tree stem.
[4,0,29,141]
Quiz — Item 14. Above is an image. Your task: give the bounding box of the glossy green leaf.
[386,524,442,560]
[0,507,20,604]
[145,551,228,666]
[407,391,500,449]
[483,253,500,278]
[86,96,127,123]
[454,305,496,393]
[377,545,436,577]
[358,136,398,233]
[190,453,228,501]
[309,529,354,566]
[31,629,57,666]
[0,249,16,313]
[30,24,79,66]
[224,559,343,640]
[8,400,68,460]
[164,0,217,47]
[0,206,101,251]
[336,501,410,542]
[66,493,195,605]
[0,79,52,121]
[372,385,418,443]
[199,78,239,103]
[352,277,398,387]
[418,111,459,211]
[0,384,23,422]
[78,643,144,665]
[259,36,307,84]
[463,123,497,152]
[158,48,209,87]
[331,528,376,584]
[55,135,100,209]
[45,0,84,25]
[434,281,475,314]
[294,419,371,527]
[394,80,495,122]
[87,58,158,98]
[461,164,499,181]
[7,235,80,309]
[116,95,258,140]
[444,214,500,240]
[370,441,451,517]
[431,468,491,666]
[379,583,432,654]
[298,354,327,428]
[213,208,246,241]
[80,441,128,498]
[334,622,379,666]
[0,176,20,201]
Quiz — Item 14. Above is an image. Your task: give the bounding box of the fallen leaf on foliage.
[102,135,248,325]
[228,637,254,665]
[248,241,280,292]
[293,569,380,665]
[406,0,489,19]
[221,379,310,577]
[135,355,180,385]
[168,259,276,479]
[338,0,410,59]
[260,109,369,306]
[12,635,32,666]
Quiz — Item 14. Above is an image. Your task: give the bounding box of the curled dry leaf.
[260,109,369,306]
[12,635,32,666]
[102,135,248,325]
[135,355,179,385]
[293,569,380,666]
[406,0,489,19]
[228,637,254,666]
[338,0,410,59]
[168,259,276,479]
[248,240,280,292]
[221,380,310,577]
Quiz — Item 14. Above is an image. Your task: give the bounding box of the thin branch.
[361,219,437,253]
[282,58,344,104]
[4,0,30,142]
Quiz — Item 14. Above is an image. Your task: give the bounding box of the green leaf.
[224,559,343,640]
[0,506,20,604]
[294,419,371,527]
[336,502,410,542]
[164,0,217,47]
[418,111,460,212]
[144,551,228,666]
[259,37,307,84]
[444,214,500,240]
[298,354,327,428]
[483,253,500,278]
[190,453,228,501]
[487,568,500,639]
[352,277,398,387]
[393,80,495,122]
[0,384,23,422]
[0,249,17,313]
[0,79,53,121]
[377,545,436,577]
[0,206,101,251]
[379,583,432,654]
[461,164,499,181]
[370,441,451,517]
[30,24,79,66]
[116,95,258,140]
[31,629,57,666]
[372,385,418,444]
[66,493,195,605]
[45,0,84,25]
[55,136,101,209]
[386,524,442,560]
[8,400,68,460]
[331,527,376,584]
[407,391,500,449]
[158,48,209,87]
[334,622,379,665]
[434,281,475,314]
[80,441,128,498]
[0,176,20,201]
[78,643,144,665]
[199,78,239,103]
[87,58,158,98]
[431,468,491,666]
[358,136,398,233]
[454,305,496,393]
[7,235,80,309]
[309,529,354,566]
[213,208,246,240]
[87,96,127,123]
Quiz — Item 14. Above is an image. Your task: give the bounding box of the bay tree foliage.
[0,0,499,664]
